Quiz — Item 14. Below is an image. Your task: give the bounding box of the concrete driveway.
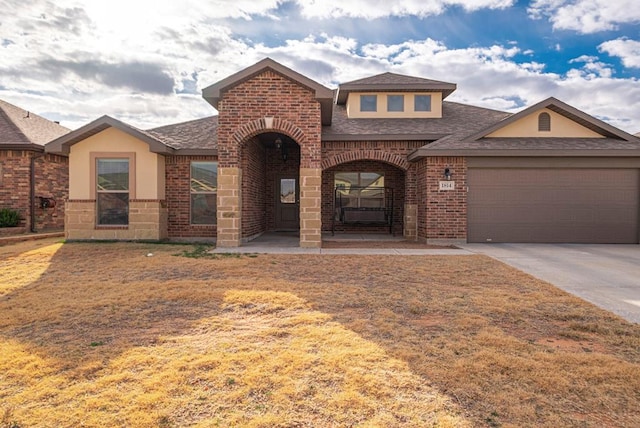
[460,244,640,324]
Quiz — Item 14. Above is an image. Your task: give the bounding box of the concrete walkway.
[460,244,640,324]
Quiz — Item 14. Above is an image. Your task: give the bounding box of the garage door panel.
[468,168,639,243]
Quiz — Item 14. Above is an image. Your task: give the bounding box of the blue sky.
[1,0,639,133]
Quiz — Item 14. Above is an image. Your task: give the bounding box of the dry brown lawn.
[1,239,639,427]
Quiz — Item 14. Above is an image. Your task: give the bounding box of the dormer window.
[360,95,377,112]
[538,112,551,131]
[414,95,432,112]
[387,95,404,112]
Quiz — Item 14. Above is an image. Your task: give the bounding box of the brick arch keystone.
[232,117,308,147]
[321,150,409,171]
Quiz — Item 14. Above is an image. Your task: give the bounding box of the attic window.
[538,112,551,132]
[387,95,404,112]
[414,95,432,112]
[360,95,377,112]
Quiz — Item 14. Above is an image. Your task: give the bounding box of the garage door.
[468,168,639,243]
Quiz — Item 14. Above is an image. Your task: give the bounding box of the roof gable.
[463,97,638,143]
[45,115,175,155]
[202,58,335,125]
[336,72,456,104]
[0,99,69,149]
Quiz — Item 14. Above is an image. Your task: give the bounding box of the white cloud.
[599,39,640,68]
[0,0,638,133]
[528,0,640,33]
[296,0,515,19]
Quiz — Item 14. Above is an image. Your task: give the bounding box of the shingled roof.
[323,101,510,141]
[409,97,640,159]
[148,116,217,152]
[0,99,69,150]
[336,72,456,104]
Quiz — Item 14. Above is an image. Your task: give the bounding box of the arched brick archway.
[321,150,409,171]
[232,117,308,150]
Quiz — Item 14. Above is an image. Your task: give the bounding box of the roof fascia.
[461,97,638,143]
[45,115,174,155]
[409,147,640,161]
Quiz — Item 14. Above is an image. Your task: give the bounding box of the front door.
[275,176,299,230]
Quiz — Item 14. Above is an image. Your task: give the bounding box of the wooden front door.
[275,176,299,230]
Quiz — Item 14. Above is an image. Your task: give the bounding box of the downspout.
[30,152,45,233]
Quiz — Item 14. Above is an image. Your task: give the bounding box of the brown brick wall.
[217,70,322,169]
[165,155,217,238]
[241,137,267,238]
[0,150,67,231]
[420,156,467,240]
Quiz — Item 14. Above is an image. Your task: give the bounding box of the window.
[96,159,129,225]
[538,112,551,131]
[414,95,432,112]
[387,95,404,112]
[335,172,385,208]
[360,95,377,112]
[191,161,217,224]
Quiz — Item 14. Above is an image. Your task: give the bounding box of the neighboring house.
[45,58,640,246]
[0,99,69,234]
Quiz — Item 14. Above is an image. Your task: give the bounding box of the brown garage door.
[468,168,639,243]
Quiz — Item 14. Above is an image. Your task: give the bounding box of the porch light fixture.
[444,168,452,180]
[275,137,288,162]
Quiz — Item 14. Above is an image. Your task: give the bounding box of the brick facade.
[165,155,217,239]
[215,69,323,247]
[0,150,67,232]
[419,156,467,242]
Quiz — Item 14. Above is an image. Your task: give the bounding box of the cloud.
[528,0,640,33]
[295,0,515,19]
[599,38,640,68]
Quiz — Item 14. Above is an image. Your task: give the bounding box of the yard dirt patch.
[1,239,639,427]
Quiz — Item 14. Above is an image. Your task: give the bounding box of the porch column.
[404,204,418,240]
[216,167,242,247]
[299,168,322,248]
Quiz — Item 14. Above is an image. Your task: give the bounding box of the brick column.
[404,204,418,240]
[216,167,242,247]
[299,168,322,248]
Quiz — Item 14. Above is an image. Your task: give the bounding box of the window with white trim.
[360,95,377,112]
[387,95,404,112]
[96,158,129,225]
[414,95,432,112]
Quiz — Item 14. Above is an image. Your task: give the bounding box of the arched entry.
[322,158,408,236]
[239,131,301,241]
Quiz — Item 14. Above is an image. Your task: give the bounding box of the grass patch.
[173,244,257,259]
[1,238,639,427]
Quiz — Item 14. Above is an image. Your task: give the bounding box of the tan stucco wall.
[69,127,165,199]
[487,108,604,138]
[346,92,443,118]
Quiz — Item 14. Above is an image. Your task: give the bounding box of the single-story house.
[45,58,640,246]
[0,99,69,234]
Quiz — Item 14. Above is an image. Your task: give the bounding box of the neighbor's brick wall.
[217,69,322,169]
[0,150,68,231]
[34,153,68,231]
[419,156,467,241]
[165,155,217,239]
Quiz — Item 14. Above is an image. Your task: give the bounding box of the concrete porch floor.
[212,231,469,255]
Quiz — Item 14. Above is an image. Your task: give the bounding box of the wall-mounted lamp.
[274,137,288,162]
[444,168,452,180]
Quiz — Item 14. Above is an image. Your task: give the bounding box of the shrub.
[0,208,21,227]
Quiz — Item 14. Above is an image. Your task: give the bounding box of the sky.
[1,0,639,133]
